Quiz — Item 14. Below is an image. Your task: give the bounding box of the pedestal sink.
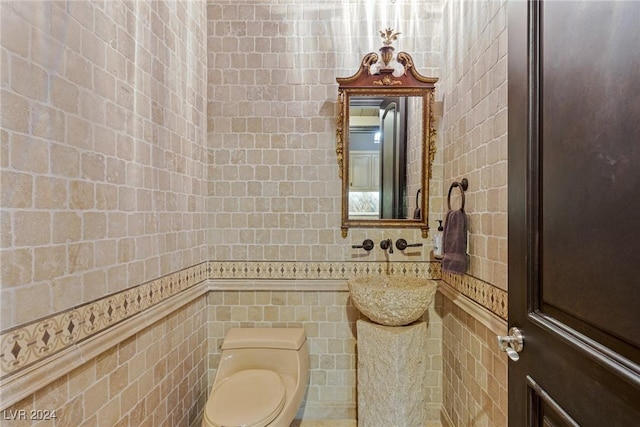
[348,275,438,326]
[349,275,440,426]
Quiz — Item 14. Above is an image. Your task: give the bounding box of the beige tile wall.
[440,0,508,290]
[1,0,209,330]
[1,0,511,424]
[3,296,207,427]
[439,0,509,425]
[441,296,507,427]
[205,0,444,262]
[1,0,209,423]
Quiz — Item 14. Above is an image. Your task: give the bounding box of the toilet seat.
[204,369,286,427]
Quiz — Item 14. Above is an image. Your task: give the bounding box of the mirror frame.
[336,51,438,238]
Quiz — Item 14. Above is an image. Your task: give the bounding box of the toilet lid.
[204,369,286,427]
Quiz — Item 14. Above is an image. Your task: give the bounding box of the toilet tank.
[216,328,309,381]
[222,328,306,351]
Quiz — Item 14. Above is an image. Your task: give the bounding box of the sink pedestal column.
[356,319,428,427]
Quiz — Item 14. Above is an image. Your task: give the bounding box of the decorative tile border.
[1,262,209,380]
[0,259,505,410]
[209,260,441,280]
[440,271,508,320]
[0,260,506,383]
[1,260,440,381]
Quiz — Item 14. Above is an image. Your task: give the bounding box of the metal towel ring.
[447,178,469,211]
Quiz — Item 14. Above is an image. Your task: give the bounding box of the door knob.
[497,327,524,361]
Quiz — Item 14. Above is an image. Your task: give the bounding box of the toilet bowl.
[203,328,310,427]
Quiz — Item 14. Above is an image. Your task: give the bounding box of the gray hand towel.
[441,209,468,275]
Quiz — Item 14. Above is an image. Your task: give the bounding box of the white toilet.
[203,328,310,427]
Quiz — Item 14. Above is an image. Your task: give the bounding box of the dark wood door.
[508,1,640,425]
[380,97,407,219]
[380,99,399,219]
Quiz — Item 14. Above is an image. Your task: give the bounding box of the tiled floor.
[291,421,442,427]
[290,421,356,427]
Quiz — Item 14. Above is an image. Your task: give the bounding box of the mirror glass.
[347,95,423,221]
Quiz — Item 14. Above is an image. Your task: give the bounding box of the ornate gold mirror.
[336,29,438,238]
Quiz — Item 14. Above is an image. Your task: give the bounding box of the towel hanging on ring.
[442,209,468,275]
[442,179,469,275]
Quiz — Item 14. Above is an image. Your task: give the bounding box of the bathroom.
[3,0,510,425]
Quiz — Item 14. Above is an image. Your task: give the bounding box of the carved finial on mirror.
[380,28,401,46]
[370,28,405,77]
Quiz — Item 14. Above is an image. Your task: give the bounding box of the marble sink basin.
[348,275,438,326]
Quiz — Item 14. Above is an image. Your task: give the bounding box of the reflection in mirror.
[348,96,423,221]
[336,29,438,238]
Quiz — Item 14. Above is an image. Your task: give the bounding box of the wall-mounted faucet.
[380,238,393,254]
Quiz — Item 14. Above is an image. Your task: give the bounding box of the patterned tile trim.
[0,260,439,379]
[1,260,509,380]
[1,262,209,379]
[209,260,442,280]
[441,271,508,320]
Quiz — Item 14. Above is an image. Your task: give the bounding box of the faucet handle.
[395,238,423,251]
[352,239,374,251]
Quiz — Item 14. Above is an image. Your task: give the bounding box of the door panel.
[539,0,640,352]
[508,1,640,426]
[527,377,579,427]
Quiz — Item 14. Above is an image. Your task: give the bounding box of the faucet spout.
[380,238,393,254]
